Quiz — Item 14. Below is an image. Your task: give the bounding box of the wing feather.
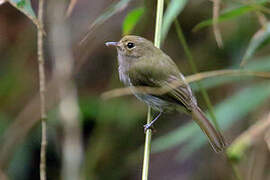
[127,57,196,110]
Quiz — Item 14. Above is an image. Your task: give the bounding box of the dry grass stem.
[7,0,45,34]
[37,0,47,179]
[101,69,270,99]
[66,0,78,17]
[212,0,223,48]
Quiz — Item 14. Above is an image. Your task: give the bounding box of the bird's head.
[105,35,157,59]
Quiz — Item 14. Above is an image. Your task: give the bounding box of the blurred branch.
[66,0,78,17]
[265,130,270,151]
[101,69,270,99]
[227,112,270,162]
[212,0,223,48]
[37,0,47,179]
[49,1,83,180]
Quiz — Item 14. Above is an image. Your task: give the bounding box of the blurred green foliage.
[123,7,145,35]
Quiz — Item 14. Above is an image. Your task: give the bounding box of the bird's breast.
[118,65,131,85]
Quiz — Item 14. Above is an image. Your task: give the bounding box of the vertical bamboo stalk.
[142,0,164,179]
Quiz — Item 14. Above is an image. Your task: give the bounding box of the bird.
[105,35,226,152]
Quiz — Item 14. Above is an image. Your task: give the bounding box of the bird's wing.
[162,74,196,110]
[127,58,196,110]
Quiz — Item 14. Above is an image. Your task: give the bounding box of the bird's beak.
[105,41,119,47]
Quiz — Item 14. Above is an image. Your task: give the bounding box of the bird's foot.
[144,123,156,133]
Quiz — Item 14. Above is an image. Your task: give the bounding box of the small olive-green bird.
[106,35,226,152]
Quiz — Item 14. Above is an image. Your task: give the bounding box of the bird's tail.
[191,105,226,152]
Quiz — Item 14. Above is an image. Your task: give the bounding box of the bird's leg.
[144,111,162,132]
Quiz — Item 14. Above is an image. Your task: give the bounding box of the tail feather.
[191,106,226,152]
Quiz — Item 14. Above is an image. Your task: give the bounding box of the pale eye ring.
[126,42,135,49]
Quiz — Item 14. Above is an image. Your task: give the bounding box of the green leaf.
[226,137,250,162]
[240,23,270,66]
[152,82,270,155]
[122,7,145,35]
[8,0,41,29]
[161,0,188,42]
[193,1,267,32]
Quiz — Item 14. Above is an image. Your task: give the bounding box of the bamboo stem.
[142,107,152,180]
[142,0,164,179]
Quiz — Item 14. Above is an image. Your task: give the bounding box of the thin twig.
[142,107,152,180]
[142,0,164,179]
[66,0,78,17]
[212,0,223,48]
[101,69,270,99]
[7,0,45,34]
[37,0,47,179]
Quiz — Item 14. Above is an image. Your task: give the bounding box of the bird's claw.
[144,123,156,133]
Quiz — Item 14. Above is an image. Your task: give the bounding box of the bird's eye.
[127,42,135,49]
